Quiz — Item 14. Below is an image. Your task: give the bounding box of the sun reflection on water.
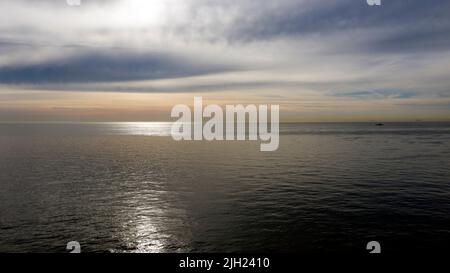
[108,122,173,136]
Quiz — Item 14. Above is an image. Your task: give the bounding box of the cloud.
[174,0,450,53]
[331,89,417,99]
[0,49,238,84]
[0,0,449,117]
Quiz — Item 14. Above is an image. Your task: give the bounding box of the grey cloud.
[0,0,449,96]
[0,50,238,84]
[331,89,417,99]
[180,0,450,53]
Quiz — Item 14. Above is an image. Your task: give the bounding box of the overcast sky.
[1,0,449,122]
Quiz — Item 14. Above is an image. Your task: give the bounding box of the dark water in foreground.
[0,122,449,253]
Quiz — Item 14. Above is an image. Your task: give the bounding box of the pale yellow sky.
[1,88,449,122]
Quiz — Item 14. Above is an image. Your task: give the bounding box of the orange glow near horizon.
[1,89,450,123]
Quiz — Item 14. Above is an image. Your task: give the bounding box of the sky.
[0,0,449,122]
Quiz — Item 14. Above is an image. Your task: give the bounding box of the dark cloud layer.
[0,50,236,84]
[184,0,450,53]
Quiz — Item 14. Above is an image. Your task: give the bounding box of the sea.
[0,122,449,253]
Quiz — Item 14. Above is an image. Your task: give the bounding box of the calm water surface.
[0,122,449,253]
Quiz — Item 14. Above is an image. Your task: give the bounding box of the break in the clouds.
[0,0,449,121]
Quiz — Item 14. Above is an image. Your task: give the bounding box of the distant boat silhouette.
[375,123,384,126]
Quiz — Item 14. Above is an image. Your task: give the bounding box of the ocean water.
[0,122,449,253]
